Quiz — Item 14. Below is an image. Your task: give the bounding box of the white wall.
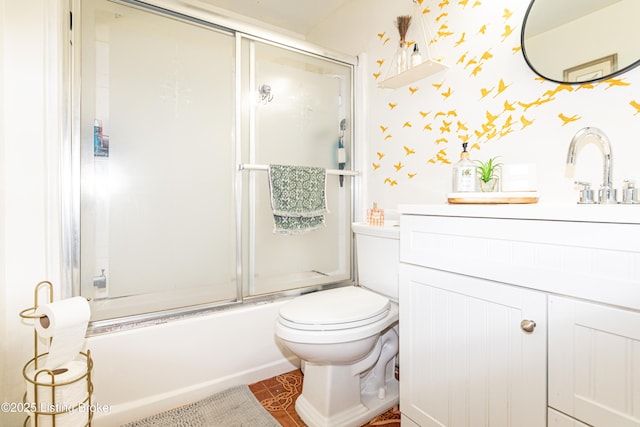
[310,0,640,218]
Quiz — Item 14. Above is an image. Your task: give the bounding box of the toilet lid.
[279,287,390,331]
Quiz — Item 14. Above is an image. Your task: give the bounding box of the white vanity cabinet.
[398,205,640,427]
[548,295,640,427]
[399,263,547,427]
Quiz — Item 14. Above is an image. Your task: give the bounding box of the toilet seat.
[278,286,390,331]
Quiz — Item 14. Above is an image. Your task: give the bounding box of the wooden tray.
[447,191,539,204]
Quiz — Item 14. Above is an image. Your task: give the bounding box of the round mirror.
[521,0,640,84]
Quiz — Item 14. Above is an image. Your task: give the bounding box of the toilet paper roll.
[35,297,90,370]
[25,360,90,427]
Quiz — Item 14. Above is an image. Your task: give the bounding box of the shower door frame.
[65,0,360,334]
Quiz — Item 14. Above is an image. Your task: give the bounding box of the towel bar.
[238,163,359,176]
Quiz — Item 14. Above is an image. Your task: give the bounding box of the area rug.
[121,384,280,427]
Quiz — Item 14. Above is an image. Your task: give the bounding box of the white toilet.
[274,222,400,427]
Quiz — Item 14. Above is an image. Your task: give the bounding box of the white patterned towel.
[268,164,328,235]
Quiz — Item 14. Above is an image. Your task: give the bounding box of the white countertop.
[398,203,640,224]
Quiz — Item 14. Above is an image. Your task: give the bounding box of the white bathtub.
[87,299,299,426]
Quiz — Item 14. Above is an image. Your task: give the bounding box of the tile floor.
[249,369,401,427]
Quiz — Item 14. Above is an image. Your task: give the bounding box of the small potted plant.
[475,157,502,192]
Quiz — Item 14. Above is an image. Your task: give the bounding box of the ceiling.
[193,0,354,35]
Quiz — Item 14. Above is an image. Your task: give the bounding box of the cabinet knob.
[520,319,536,333]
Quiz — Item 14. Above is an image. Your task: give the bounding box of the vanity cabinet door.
[399,264,547,427]
[549,295,640,427]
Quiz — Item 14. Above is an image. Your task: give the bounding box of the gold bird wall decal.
[404,146,416,155]
[388,102,398,109]
[380,125,388,133]
[372,163,381,170]
[603,78,631,89]
[394,161,404,171]
[377,151,385,159]
[558,113,581,125]
[409,86,420,95]
[501,25,514,41]
[631,100,640,115]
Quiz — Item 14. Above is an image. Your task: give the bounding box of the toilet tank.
[352,222,400,301]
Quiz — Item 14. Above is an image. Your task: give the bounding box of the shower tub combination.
[69,0,357,424]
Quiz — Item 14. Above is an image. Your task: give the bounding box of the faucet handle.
[622,180,640,204]
[574,181,596,204]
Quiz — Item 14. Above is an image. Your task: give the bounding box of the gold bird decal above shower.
[372,162,381,170]
[388,102,398,109]
[419,111,431,118]
[409,86,420,95]
[377,32,386,40]
[408,172,417,179]
[441,87,453,99]
[478,24,487,35]
[435,137,449,144]
[376,59,385,67]
[423,123,433,131]
[558,113,581,126]
[438,0,450,8]
[455,32,467,46]
[459,0,470,8]
[384,134,393,140]
[456,121,468,132]
[403,121,413,128]
[473,1,482,7]
[503,8,513,21]
[436,13,448,22]
[630,100,640,115]
[372,72,381,79]
[458,134,470,143]
[457,52,468,64]
[377,151,385,159]
[394,161,404,171]
[404,146,416,155]
[380,125,388,133]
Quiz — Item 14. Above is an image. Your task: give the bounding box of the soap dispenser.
[452,142,476,192]
[410,44,422,67]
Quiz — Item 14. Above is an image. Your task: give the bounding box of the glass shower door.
[79,0,237,320]
[239,37,353,296]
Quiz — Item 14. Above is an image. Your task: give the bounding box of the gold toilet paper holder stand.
[19,280,94,427]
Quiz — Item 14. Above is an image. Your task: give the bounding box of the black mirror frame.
[520,0,640,85]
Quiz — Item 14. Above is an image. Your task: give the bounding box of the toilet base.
[295,376,399,427]
[293,326,399,427]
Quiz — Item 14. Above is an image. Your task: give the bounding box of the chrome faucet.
[566,127,617,204]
